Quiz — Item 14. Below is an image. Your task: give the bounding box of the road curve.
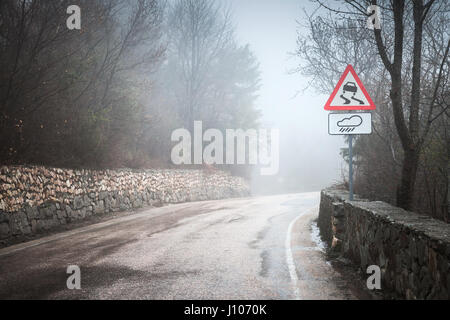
[0,193,356,300]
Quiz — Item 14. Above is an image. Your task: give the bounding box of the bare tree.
[166,0,234,130]
[0,0,165,168]
[296,0,449,212]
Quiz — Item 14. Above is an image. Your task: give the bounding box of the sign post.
[348,135,354,201]
[324,65,375,201]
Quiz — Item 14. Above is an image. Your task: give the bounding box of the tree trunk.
[395,0,425,212]
[446,161,449,222]
[397,148,419,211]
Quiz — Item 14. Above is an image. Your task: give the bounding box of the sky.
[226,0,347,194]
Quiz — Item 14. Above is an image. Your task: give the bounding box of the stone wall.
[319,187,450,299]
[0,166,250,245]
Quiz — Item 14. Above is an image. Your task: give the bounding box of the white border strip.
[285,211,306,300]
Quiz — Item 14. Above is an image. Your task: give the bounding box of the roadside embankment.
[0,166,250,246]
[319,187,450,299]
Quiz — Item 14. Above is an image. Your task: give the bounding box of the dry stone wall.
[319,187,450,300]
[0,166,250,245]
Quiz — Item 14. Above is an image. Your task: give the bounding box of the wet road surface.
[0,193,356,299]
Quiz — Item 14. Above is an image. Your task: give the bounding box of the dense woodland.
[0,0,261,170]
[296,0,449,221]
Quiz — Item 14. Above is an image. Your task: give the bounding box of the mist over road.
[0,193,356,300]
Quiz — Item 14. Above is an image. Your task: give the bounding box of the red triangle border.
[324,64,376,110]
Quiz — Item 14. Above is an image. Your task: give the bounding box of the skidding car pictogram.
[343,81,357,94]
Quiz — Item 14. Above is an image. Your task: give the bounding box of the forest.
[0,0,261,171]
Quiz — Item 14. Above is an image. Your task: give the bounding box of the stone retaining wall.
[319,187,450,299]
[0,166,250,245]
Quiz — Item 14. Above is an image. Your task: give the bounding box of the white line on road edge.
[285,210,308,300]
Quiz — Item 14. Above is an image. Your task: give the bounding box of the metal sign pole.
[325,65,374,201]
[349,134,354,200]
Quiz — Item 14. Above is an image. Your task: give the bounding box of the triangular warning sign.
[324,65,376,110]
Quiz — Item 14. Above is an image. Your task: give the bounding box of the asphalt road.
[0,193,357,300]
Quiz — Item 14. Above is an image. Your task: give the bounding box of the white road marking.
[284,206,320,300]
[285,210,307,300]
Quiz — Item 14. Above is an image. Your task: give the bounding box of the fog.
[0,0,346,195]
[227,0,346,194]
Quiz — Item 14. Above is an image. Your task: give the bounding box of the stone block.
[73,196,84,210]
[9,211,30,235]
[0,223,10,239]
[93,200,104,214]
